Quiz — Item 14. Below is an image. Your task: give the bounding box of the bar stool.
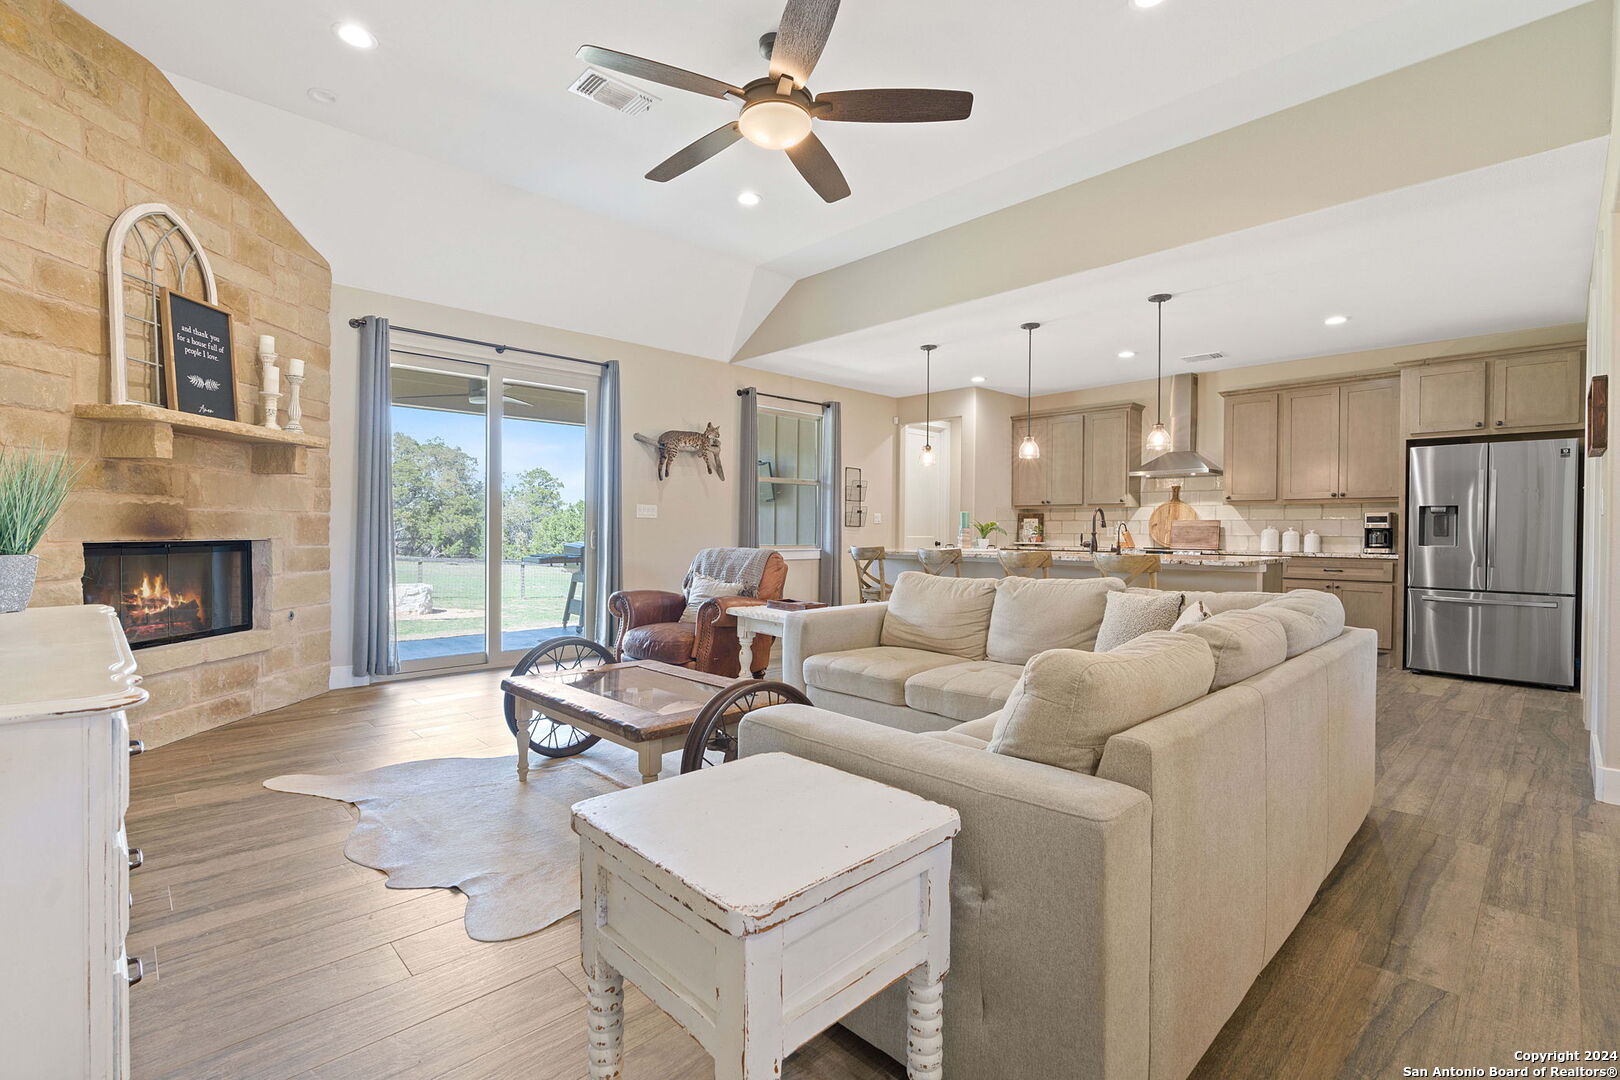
[915,548,963,577]
[997,550,1052,579]
[849,546,891,603]
[1092,553,1161,589]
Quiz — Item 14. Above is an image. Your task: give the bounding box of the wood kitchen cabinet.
[1338,377,1402,499]
[1225,374,1400,503]
[1400,345,1584,436]
[1011,403,1143,507]
[1221,391,1279,502]
[1284,557,1396,651]
[1279,384,1342,500]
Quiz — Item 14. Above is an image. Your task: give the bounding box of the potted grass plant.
[0,446,79,613]
[969,519,1006,549]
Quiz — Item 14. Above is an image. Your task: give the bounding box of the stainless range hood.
[1129,373,1223,479]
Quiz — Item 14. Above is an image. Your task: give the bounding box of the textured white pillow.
[681,573,743,623]
[1095,589,1184,652]
[1171,599,1211,631]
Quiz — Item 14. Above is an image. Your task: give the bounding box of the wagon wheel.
[504,636,609,758]
[680,680,811,774]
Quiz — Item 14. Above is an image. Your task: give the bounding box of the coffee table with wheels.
[502,637,806,784]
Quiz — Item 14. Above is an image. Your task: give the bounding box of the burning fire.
[121,573,206,639]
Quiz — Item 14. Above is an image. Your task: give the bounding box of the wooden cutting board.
[1169,520,1223,552]
[1148,484,1199,547]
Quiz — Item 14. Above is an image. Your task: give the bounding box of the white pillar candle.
[286,357,304,377]
[263,365,280,393]
[258,334,276,355]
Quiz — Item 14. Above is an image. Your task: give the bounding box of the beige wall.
[327,286,898,679]
[893,387,1022,536]
[0,1,332,745]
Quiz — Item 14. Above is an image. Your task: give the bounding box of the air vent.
[1180,351,1225,364]
[568,69,658,115]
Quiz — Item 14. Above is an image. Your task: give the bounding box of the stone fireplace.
[83,540,254,649]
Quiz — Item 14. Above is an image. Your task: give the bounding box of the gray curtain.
[818,399,842,604]
[737,388,760,547]
[352,316,398,677]
[597,360,623,637]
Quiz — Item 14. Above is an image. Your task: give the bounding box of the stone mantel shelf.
[74,403,327,475]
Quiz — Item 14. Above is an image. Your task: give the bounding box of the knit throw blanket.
[684,547,772,597]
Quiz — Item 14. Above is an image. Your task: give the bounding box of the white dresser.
[0,605,148,1080]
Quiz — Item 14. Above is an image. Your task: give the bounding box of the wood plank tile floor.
[127,666,1620,1079]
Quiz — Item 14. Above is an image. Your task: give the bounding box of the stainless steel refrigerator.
[1406,437,1579,690]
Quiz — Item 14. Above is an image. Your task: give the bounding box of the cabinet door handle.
[128,848,144,870]
[1474,421,1484,428]
[1495,420,1505,427]
[129,739,145,758]
[126,957,144,986]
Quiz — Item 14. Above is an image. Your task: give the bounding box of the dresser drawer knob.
[129,739,145,758]
[128,848,143,870]
[126,957,144,986]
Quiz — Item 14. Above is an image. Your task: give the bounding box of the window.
[755,407,821,547]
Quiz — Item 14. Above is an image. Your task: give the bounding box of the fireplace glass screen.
[83,541,252,648]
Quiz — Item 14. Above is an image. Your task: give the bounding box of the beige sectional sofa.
[745,572,1377,1080]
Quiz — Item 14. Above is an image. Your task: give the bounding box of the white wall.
[328,285,898,683]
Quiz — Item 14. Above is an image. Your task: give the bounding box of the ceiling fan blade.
[646,123,744,182]
[785,132,850,203]
[769,0,839,86]
[814,89,974,123]
[576,45,742,99]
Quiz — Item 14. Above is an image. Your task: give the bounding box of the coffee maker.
[1362,511,1396,555]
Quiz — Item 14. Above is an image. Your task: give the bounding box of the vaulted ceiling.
[69,0,1611,388]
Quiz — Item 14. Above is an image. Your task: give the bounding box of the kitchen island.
[886,548,1287,592]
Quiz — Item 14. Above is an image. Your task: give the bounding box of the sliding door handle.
[1417,595,1559,609]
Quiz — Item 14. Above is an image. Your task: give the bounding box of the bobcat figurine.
[635,423,725,482]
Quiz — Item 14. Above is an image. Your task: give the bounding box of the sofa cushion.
[986,576,1123,664]
[880,572,997,660]
[987,631,1216,773]
[802,646,965,706]
[1260,590,1346,657]
[1095,589,1184,653]
[904,661,1023,722]
[1181,608,1289,689]
[1180,590,1277,615]
[621,622,695,665]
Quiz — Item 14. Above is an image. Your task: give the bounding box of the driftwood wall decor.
[634,423,725,481]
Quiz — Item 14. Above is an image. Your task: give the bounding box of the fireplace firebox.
[83,541,253,649]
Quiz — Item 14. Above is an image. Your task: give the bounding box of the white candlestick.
[263,365,280,394]
[286,356,304,378]
[261,390,281,430]
[258,334,276,355]
[284,373,305,433]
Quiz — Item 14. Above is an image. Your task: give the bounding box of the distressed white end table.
[730,602,794,680]
[571,752,960,1080]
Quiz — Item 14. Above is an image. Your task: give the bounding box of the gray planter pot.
[0,553,39,613]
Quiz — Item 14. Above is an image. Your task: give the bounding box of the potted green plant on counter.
[0,446,79,613]
[969,520,1006,549]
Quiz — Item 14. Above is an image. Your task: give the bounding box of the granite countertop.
[894,548,1284,569]
[1004,545,1400,562]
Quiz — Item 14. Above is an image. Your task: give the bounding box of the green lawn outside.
[393,557,581,640]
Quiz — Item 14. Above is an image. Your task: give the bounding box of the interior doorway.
[901,419,961,549]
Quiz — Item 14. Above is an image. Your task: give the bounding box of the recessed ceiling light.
[1117,350,1136,359]
[736,191,762,207]
[1323,314,1350,326]
[969,375,986,383]
[1130,0,1168,8]
[334,21,378,49]
[307,87,338,105]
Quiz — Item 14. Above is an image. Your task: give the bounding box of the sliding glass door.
[389,347,600,674]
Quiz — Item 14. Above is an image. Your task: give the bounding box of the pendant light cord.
[1155,299,1163,426]
[1025,325,1033,438]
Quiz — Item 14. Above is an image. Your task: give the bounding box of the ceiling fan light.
[1018,435,1041,461]
[738,99,812,149]
[1145,421,1172,453]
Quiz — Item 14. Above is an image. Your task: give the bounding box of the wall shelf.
[73,403,327,475]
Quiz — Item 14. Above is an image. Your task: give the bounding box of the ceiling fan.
[577,0,974,203]
[396,379,529,410]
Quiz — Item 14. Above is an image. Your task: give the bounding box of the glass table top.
[550,663,719,716]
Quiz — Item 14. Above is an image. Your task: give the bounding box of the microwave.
[1363,511,1396,555]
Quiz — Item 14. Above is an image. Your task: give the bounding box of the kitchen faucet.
[1089,507,1108,553]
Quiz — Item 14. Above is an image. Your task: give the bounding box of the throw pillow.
[1171,599,1211,631]
[880,571,998,659]
[987,631,1216,773]
[1094,589,1184,653]
[681,573,743,623]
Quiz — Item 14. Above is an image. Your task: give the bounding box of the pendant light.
[1017,322,1042,460]
[1144,293,1173,454]
[919,344,938,467]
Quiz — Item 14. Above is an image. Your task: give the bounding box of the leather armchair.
[609,551,790,678]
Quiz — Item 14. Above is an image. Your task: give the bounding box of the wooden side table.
[572,752,960,1079]
[731,601,824,679]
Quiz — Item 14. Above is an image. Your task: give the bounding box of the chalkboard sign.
[160,289,239,421]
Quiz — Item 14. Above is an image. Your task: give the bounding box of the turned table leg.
[586,960,625,1079]
[906,969,944,1079]
[514,707,530,783]
[736,623,756,680]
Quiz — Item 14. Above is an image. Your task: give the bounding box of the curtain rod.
[738,387,834,409]
[349,317,609,369]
